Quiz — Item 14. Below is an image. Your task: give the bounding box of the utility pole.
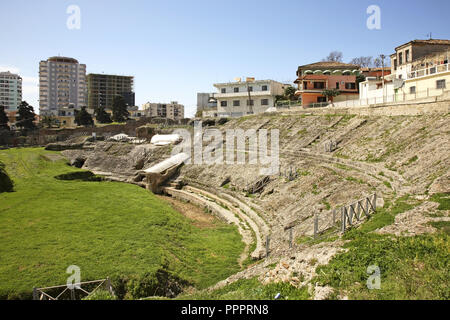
[380,54,386,103]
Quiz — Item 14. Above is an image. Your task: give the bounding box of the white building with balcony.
[213,79,285,117]
[0,71,22,111]
[39,56,87,116]
[357,41,450,106]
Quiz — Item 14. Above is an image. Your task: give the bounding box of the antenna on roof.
[427,32,432,40]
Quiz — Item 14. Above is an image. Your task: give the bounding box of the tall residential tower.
[0,71,22,111]
[39,56,87,116]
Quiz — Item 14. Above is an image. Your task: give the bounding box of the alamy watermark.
[66,5,81,30]
[171,121,280,175]
[66,265,81,289]
[367,5,381,30]
[366,264,381,290]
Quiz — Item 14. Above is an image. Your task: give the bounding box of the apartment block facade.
[359,39,450,104]
[214,79,285,117]
[390,39,450,80]
[39,56,87,116]
[142,101,184,120]
[294,62,360,107]
[87,74,135,111]
[0,71,22,111]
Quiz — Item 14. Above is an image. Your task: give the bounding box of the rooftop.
[47,56,79,64]
[213,79,281,87]
[395,39,450,50]
[297,61,359,70]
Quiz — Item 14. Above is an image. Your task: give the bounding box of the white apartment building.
[214,79,285,117]
[357,40,450,106]
[39,56,87,116]
[142,101,184,121]
[0,71,22,111]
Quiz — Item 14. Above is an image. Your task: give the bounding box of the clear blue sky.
[1,0,449,117]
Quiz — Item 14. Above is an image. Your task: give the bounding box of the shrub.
[0,161,13,193]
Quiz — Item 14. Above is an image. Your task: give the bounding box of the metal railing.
[408,63,449,79]
[333,85,449,108]
[307,102,330,108]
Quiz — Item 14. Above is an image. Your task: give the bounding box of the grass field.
[173,277,310,300]
[0,148,244,299]
[314,196,450,300]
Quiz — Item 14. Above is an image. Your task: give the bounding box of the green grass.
[383,181,392,189]
[345,176,365,184]
[314,232,449,300]
[404,155,418,166]
[430,193,450,211]
[0,148,245,299]
[429,221,450,235]
[313,193,449,300]
[350,196,417,234]
[175,277,310,300]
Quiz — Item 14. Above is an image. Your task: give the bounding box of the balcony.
[215,90,272,99]
[408,63,449,79]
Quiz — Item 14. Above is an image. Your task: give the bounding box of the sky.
[1,0,450,117]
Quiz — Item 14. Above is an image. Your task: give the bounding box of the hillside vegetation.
[0,148,244,299]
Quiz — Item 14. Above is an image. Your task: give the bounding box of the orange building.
[294,62,360,107]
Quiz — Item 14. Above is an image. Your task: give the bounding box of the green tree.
[321,88,341,102]
[74,106,94,127]
[41,115,59,128]
[0,106,9,131]
[111,95,129,123]
[94,106,112,124]
[284,86,296,101]
[16,101,36,131]
[356,74,366,92]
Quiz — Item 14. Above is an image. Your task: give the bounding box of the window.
[410,86,416,94]
[261,99,269,106]
[233,100,240,107]
[345,83,356,90]
[336,82,340,89]
[437,80,446,89]
[262,85,268,91]
[221,88,226,93]
[248,86,253,92]
[234,87,239,93]
[405,50,410,62]
[314,82,325,89]
[317,97,327,103]
[399,52,403,65]
[220,101,227,107]
[303,81,308,90]
[247,100,254,106]
[394,59,397,71]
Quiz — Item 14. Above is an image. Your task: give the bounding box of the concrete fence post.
[332,209,336,226]
[341,207,346,233]
[266,236,270,257]
[33,287,38,300]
